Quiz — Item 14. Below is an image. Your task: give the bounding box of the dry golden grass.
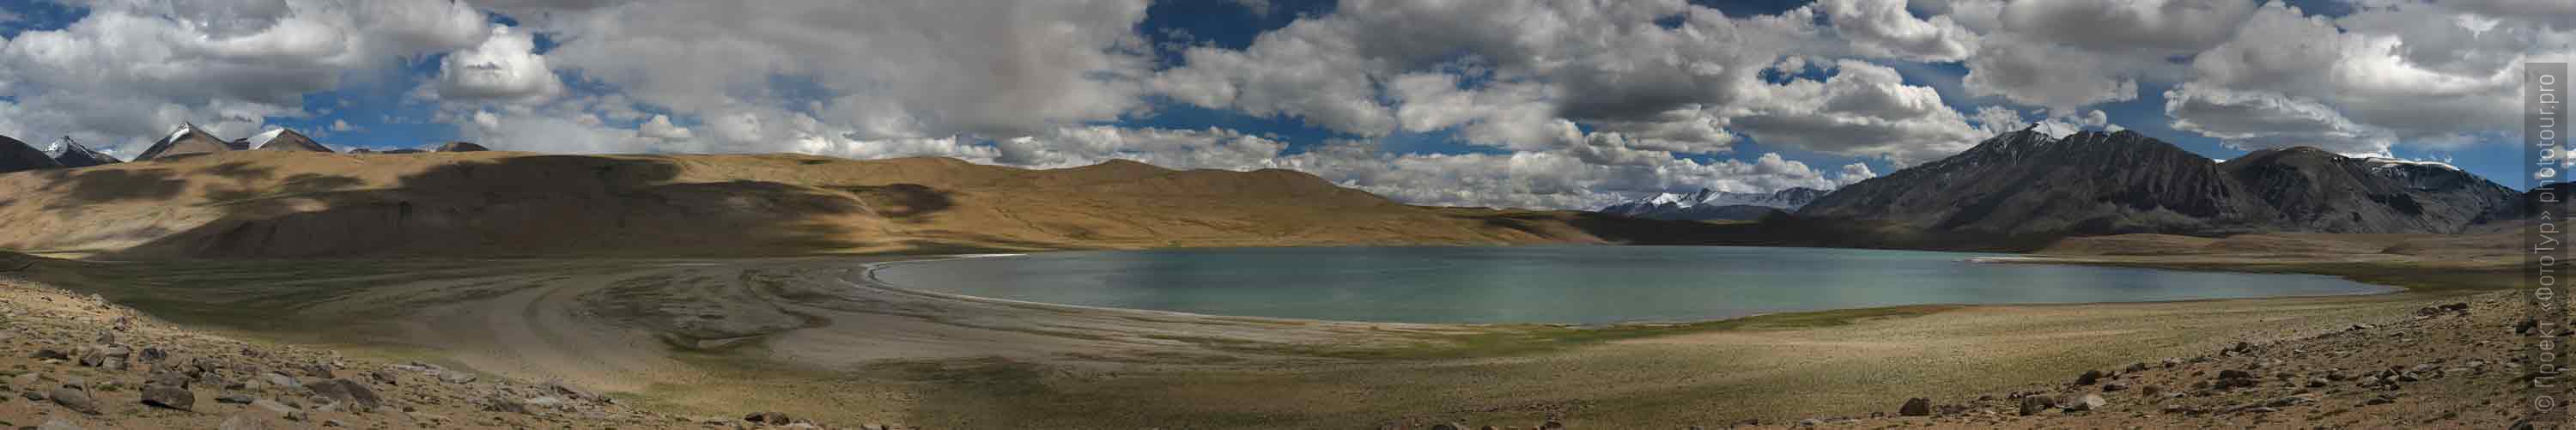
[0,151,1672,259]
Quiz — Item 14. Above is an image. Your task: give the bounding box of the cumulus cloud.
[0,0,488,154]
[428,24,562,103]
[1820,0,1978,62]
[1728,60,1986,165]
[638,114,692,141]
[532,0,1155,141]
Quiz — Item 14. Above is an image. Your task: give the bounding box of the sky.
[0,0,2567,210]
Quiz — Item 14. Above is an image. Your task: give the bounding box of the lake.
[864,245,2397,324]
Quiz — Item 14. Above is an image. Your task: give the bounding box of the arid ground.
[2,228,2532,428]
[0,152,2543,428]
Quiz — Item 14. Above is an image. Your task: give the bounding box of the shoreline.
[1,238,2522,428]
[848,247,2436,329]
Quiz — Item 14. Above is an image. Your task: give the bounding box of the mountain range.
[1796,130,2520,236]
[47,136,123,167]
[1599,187,1826,221]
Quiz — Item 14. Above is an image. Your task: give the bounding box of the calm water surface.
[866,245,2396,324]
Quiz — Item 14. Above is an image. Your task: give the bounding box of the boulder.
[2074,369,2104,385]
[47,386,99,415]
[306,379,380,410]
[2017,396,2056,415]
[1898,397,1933,416]
[746,411,797,425]
[142,384,195,410]
[2062,393,2105,411]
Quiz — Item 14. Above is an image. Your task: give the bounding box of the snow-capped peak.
[163,123,197,144]
[247,128,289,148]
[2358,156,2459,172]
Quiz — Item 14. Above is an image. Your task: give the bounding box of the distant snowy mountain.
[46,136,123,167]
[1598,187,1826,221]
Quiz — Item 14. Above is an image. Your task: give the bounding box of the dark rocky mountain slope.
[1601,187,1825,221]
[1798,130,2518,235]
[1,134,64,173]
[47,136,122,167]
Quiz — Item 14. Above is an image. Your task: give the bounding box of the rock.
[2216,369,2252,379]
[139,383,195,410]
[47,386,99,415]
[368,370,399,386]
[2397,372,2421,382]
[29,348,69,360]
[301,363,336,379]
[37,419,80,430]
[483,396,529,414]
[148,370,192,389]
[1540,421,1566,429]
[220,413,278,430]
[216,393,256,404]
[2160,357,2183,368]
[746,411,797,424]
[9,372,39,389]
[1796,418,1822,427]
[1898,397,1933,416]
[137,347,166,363]
[252,398,301,416]
[306,379,380,411]
[2018,396,2056,415]
[2062,393,2105,412]
[2074,369,2104,385]
[2141,385,2164,397]
[323,419,345,427]
[435,371,477,385]
[262,372,301,390]
[1431,424,1465,430]
[547,381,599,402]
[2264,395,2315,408]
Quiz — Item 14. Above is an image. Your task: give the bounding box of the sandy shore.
[3,248,2516,428]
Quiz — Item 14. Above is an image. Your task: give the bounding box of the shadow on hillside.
[829,184,954,222]
[88,154,907,259]
[1459,211,2063,252]
[32,167,191,209]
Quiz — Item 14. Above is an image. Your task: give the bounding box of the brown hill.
[0,151,1697,259]
[251,129,333,153]
[132,124,233,160]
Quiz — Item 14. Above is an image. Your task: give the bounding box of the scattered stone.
[37,418,80,430]
[2101,382,2128,392]
[746,411,798,425]
[216,393,256,404]
[483,396,529,414]
[29,348,69,360]
[368,370,399,386]
[47,386,98,415]
[142,384,195,410]
[2018,396,2057,416]
[1899,397,1932,416]
[436,371,477,385]
[2075,369,2104,385]
[1796,418,1822,427]
[220,413,277,430]
[262,372,301,390]
[2062,393,2105,412]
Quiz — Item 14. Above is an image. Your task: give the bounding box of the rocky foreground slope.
[1799,130,2522,236]
[0,150,1710,259]
[0,277,906,429]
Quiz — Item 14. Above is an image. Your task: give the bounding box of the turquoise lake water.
[865,245,2397,324]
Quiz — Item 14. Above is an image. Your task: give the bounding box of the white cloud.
[0,0,488,154]
[1728,60,1986,165]
[1820,0,1978,62]
[532,0,1155,140]
[638,114,692,141]
[330,118,356,131]
[428,24,562,104]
